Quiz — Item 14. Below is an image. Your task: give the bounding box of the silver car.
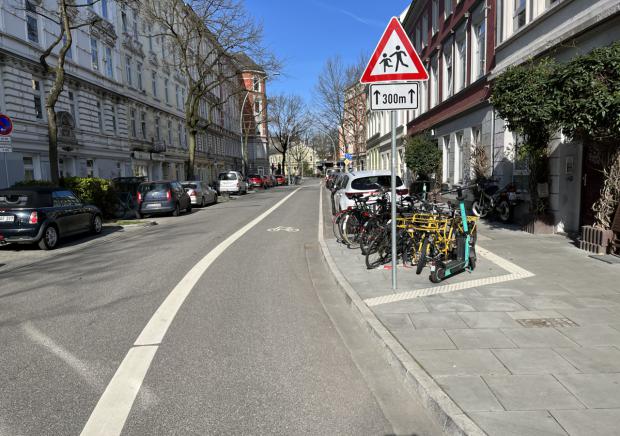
[181,181,218,207]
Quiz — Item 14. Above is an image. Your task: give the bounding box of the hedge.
[12,177,118,218]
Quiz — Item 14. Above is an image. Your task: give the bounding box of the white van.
[217,171,248,195]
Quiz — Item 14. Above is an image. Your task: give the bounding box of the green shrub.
[60,177,118,218]
[404,133,441,180]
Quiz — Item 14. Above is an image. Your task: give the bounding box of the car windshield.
[182,183,198,189]
[351,176,403,190]
[218,173,237,181]
[139,183,169,193]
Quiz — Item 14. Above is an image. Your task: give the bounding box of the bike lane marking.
[80,187,304,436]
[363,246,535,307]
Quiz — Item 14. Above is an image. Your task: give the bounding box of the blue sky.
[243,0,411,105]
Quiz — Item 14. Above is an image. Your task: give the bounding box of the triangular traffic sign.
[360,17,428,83]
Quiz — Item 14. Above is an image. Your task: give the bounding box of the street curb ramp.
[318,238,486,436]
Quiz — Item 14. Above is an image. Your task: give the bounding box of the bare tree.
[142,0,277,179]
[314,54,367,165]
[268,94,310,177]
[288,142,310,176]
[26,0,105,184]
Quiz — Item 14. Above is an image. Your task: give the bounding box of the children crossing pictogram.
[360,17,428,83]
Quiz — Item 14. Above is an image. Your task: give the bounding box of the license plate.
[0,216,14,222]
[146,203,161,208]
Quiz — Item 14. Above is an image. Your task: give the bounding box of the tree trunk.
[281,152,286,177]
[187,130,197,180]
[46,108,60,184]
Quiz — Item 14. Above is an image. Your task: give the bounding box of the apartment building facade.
[340,82,367,171]
[0,0,243,188]
[236,53,269,176]
[403,0,618,232]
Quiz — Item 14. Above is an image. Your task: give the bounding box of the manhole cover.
[516,317,578,328]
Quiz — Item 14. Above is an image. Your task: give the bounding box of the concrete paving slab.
[475,288,526,298]
[557,308,619,325]
[555,373,620,408]
[483,375,585,410]
[513,297,579,310]
[467,297,527,311]
[459,312,522,328]
[555,325,620,347]
[371,299,429,314]
[492,349,580,374]
[375,313,414,330]
[553,347,620,373]
[500,328,579,348]
[445,329,516,349]
[409,312,469,329]
[435,376,504,412]
[393,328,456,351]
[413,349,510,376]
[422,297,478,312]
[507,310,564,319]
[551,409,620,436]
[469,411,568,436]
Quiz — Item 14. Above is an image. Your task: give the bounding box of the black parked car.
[137,181,192,217]
[0,187,103,250]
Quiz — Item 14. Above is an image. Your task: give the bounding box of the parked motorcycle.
[471,179,519,223]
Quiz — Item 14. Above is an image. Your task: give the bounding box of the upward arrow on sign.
[360,17,428,83]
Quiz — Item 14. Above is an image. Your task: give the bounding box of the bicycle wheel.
[342,212,362,249]
[416,237,429,275]
[360,217,384,255]
[332,211,346,242]
[365,230,390,269]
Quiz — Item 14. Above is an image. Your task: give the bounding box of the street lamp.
[239,73,279,177]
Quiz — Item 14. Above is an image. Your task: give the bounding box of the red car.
[261,175,273,188]
[274,175,286,185]
[246,174,263,189]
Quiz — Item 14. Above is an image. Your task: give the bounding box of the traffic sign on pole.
[360,17,428,84]
[370,83,419,111]
[0,114,13,136]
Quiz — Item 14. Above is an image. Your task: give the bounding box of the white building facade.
[0,0,242,188]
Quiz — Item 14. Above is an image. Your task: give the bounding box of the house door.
[580,142,607,227]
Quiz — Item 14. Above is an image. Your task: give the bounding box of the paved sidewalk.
[324,220,620,436]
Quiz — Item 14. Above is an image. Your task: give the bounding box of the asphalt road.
[0,182,440,435]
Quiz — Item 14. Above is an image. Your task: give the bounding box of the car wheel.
[91,214,103,234]
[172,204,180,217]
[186,204,192,214]
[213,194,218,204]
[38,225,59,250]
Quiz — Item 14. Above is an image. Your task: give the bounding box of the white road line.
[364,246,535,307]
[80,187,303,436]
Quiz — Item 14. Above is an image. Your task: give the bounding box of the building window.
[126,56,132,86]
[140,111,146,139]
[160,36,166,61]
[25,1,39,43]
[253,77,260,92]
[164,78,169,104]
[111,104,117,134]
[23,157,35,181]
[68,91,77,124]
[178,122,183,147]
[104,46,113,78]
[86,159,95,177]
[444,0,452,19]
[96,101,103,132]
[155,117,160,140]
[422,14,429,47]
[415,26,421,52]
[147,24,153,51]
[151,71,157,97]
[514,0,526,30]
[132,9,139,39]
[455,24,466,91]
[121,5,128,33]
[473,16,486,79]
[32,80,43,119]
[175,85,180,109]
[130,108,137,137]
[443,41,453,100]
[137,62,143,90]
[101,0,109,20]
[90,37,99,70]
[432,0,438,34]
[167,120,172,144]
[430,55,438,108]
[181,88,185,107]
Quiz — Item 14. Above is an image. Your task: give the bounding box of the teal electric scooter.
[429,187,477,283]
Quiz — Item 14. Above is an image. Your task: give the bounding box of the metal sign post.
[390,110,398,290]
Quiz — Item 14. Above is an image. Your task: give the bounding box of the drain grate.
[516,317,578,328]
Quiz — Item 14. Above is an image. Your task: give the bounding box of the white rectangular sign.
[0,136,11,143]
[0,146,12,153]
[370,83,418,111]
